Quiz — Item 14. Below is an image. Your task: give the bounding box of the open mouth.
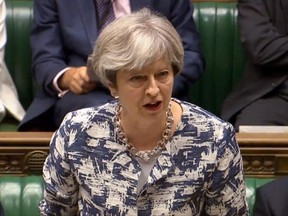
[143,101,162,110]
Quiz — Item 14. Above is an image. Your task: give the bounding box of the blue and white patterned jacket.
[39,99,249,215]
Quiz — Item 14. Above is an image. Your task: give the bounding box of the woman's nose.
[145,78,160,96]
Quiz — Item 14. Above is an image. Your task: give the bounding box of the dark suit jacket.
[0,202,4,216]
[254,176,288,216]
[221,0,288,124]
[19,0,204,131]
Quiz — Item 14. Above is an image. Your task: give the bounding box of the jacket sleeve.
[31,0,95,97]
[0,201,5,216]
[39,112,78,216]
[253,188,272,216]
[238,0,288,69]
[168,0,205,99]
[31,0,68,97]
[204,123,249,215]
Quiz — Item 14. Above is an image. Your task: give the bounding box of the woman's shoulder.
[175,99,224,123]
[61,101,117,130]
[174,99,234,137]
[172,100,237,158]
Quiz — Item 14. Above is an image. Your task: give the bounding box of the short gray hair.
[91,8,184,87]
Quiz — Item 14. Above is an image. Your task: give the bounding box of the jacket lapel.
[75,0,154,50]
[75,0,98,50]
[138,151,175,196]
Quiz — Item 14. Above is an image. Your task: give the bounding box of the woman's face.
[110,57,174,122]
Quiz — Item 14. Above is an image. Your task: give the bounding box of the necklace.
[114,102,174,161]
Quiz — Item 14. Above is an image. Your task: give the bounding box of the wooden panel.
[1,132,288,177]
[237,133,288,177]
[0,132,52,176]
[0,132,52,144]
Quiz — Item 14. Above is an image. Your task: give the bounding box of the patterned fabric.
[39,99,249,216]
[96,0,115,31]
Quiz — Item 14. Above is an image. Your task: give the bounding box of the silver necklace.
[114,102,174,161]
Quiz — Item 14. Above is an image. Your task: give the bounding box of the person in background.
[0,201,4,216]
[39,9,248,215]
[0,0,25,123]
[221,0,288,131]
[19,0,204,131]
[254,176,288,216]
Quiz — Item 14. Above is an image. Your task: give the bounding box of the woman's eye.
[156,71,169,80]
[129,76,145,82]
[128,75,146,87]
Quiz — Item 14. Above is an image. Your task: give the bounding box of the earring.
[111,91,119,99]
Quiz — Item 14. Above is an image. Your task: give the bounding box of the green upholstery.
[192,2,247,116]
[0,176,273,216]
[0,176,44,216]
[5,0,34,110]
[1,1,34,131]
[1,1,246,130]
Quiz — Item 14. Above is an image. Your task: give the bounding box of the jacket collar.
[138,150,175,196]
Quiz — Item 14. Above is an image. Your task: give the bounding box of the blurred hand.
[58,66,96,94]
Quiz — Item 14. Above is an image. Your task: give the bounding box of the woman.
[39,8,249,215]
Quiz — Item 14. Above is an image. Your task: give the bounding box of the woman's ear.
[108,82,118,99]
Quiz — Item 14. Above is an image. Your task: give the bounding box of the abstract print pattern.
[39,99,249,216]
